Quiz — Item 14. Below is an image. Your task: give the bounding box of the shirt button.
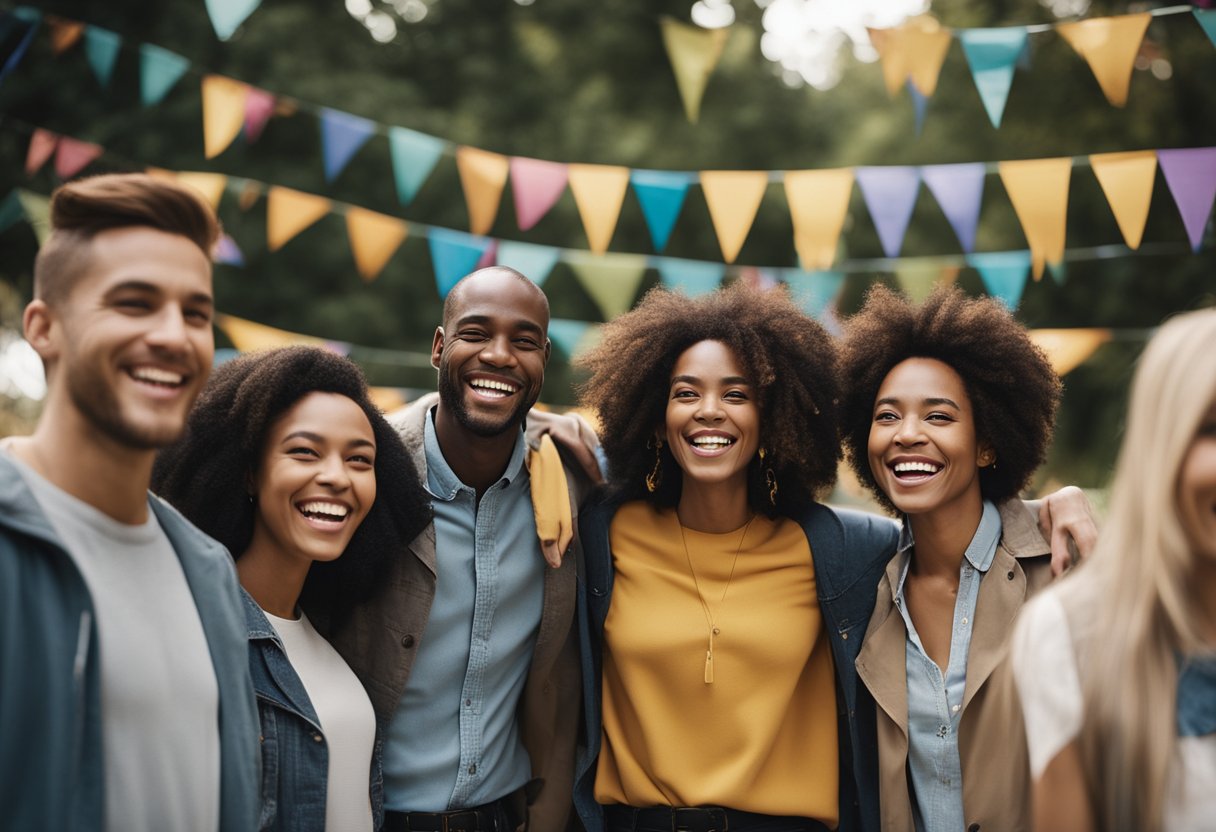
[468,764,477,775]
[401,634,416,648]
[952,704,960,713]
[841,632,848,640]
[1007,570,1015,580]
[313,733,323,743]
[961,617,968,625]
[465,699,472,707]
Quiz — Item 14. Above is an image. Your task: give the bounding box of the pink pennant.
[476,238,499,270]
[243,88,276,144]
[54,138,104,179]
[510,156,568,231]
[26,129,59,177]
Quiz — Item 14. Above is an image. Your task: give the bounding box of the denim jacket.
[243,590,384,832]
[575,498,899,832]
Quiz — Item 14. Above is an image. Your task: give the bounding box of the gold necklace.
[677,513,756,684]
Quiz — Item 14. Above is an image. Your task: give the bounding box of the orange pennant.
[174,173,228,210]
[46,17,84,55]
[998,158,1072,280]
[870,16,953,97]
[345,207,409,281]
[201,75,250,159]
[216,314,330,352]
[700,170,769,264]
[567,164,631,255]
[1029,328,1112,375]
[1089,150,1157,250]
[456,146,510,236]
[1057,13,1151,107]
[784,168,854,271]
[266,187,332,252]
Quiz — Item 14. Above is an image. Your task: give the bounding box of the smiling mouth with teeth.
[691,436,735,448]
[469,378,518,397]
[130,366,186,387]
[297,501,350,522]
[892,461,943,477]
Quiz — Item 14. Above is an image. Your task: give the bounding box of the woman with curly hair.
[837,284,1063,832]
[1010,308,1216,832]
[153,346,431,832]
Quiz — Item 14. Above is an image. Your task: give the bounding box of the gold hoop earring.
[646,436,663,493]
[759,448,778,506]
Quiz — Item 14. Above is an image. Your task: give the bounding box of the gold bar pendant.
[704,649,714,684]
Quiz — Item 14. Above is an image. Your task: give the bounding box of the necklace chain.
[677,513,756,684]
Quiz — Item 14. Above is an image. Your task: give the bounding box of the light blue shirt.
[383,410,546,811]
[894,500,1001,832]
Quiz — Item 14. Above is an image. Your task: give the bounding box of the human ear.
[430,326,444,370]
[22,299,58,362]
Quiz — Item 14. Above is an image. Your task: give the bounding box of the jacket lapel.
[855,558,910,738]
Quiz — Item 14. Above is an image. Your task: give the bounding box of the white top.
[1012,590,1216,831]
[266,609,376,832]
[13,454,220,832]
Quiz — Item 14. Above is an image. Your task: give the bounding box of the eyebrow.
[105,280,214,307]
[281,431,375,449]
[670,375,751,386]
[454,314,546,336]
[875,396,961,409]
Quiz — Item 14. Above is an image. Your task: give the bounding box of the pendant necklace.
[677,513,756,684]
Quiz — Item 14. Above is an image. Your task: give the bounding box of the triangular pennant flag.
[566,251,649,320]
[243,87,276,143]
[855,166,921,258]
[320,108,378,183]
[174,172,228,210]
[0,190,24,234]
[389,127,445,207]
[1157,147,1216,252]
[700,170,768,263]
[968,250,1032,309]
[1196,9,1216,49]
[427,227,491,298]
[202,74,250,159]
[782,269,846,319]
[25,129,58,176]
[496,240,561,285]
[1089,150,1157,250]
[266,186,332,252]
[998,157,1072,280]
[53,137,103,179]
[568,164,631,255]
[1057,13,1151,107]
[958,27,1029,128]
[895,262,958,302]
[659,16,730,123]
[547,318,592,359]
[656,257,724,297]
[83,26,121,88]
[214,233,245,266]
[345,206,408,282]
[456,146,510,236]
[908,81,928,135]
[476,239,499,270]
[16,189,51,244]
[238,179,261,211]
[0,11,39,85]
[216,314,330,352]
[369,387,407,413]
[46,16,82,56]
[921,162,986,253]
[139,43,190,107]
[1028,328,1111,375]
[510,156,568,231]
[205,0,263,40]
[784,168,854,270]
[631,170,693,252]
[871,16,952,97]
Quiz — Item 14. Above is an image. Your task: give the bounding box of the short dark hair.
[34,173,220,305]
[576,282,841,517]
[442,266,549,329]
[153,346,431,619]
[838,284,1062,514]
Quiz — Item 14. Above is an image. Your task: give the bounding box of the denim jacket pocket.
[257,699,279,832]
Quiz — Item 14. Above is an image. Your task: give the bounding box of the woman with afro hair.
[838,284,1063,832]
[153,346,431,832]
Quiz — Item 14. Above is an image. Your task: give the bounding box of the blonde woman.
[1010,308,1216,832]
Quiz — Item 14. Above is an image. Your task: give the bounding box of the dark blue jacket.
[243,590,384,832]
[574,499,899,832]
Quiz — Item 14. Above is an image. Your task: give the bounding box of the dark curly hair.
[576,282,841,517]
[153,346,431,619]
[838,284,1062,514]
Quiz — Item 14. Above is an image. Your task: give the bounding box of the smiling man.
[0,173,259,831]
[328,266,592,832]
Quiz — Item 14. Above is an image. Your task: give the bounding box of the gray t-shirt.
[12,455,221,832]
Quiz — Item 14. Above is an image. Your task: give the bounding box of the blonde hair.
[1062,307,1216,831]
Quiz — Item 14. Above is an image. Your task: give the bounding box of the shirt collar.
[423,406,528,500]
[894,499,1003,595]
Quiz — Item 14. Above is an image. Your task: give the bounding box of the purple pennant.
[855,167,921,258]
[922,162,986,253]
[1157,147,1216,252]
[320,108,378,183]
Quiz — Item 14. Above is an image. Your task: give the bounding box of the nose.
[894,417,926,447]
[695,395,725,423]
[144,305,190,354]
[316,453,352,490]
[478,334,516,368]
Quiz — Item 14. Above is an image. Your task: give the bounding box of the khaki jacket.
[854,500,1053,832]
[326,394,590,832]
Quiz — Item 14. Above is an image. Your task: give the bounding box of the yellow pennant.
[202,75,249,159]
[895,263,959,303]
[266,186,332,252]
[369,387,408,414]
[784,168,854,271]
[700,170,769,264]
[174,172,229,211]
[456,146,510,236]
[1057,13,1151,107]
[345,207,409,282]
[1029,328,1112,375]
[566,252,649,320]
[998,158,1072,280]
[870,16,953,97]
[659,16,731,123]
[1089,150,1157,250]
[47,17,84,55]
[567,164,631,255]
[216,313,330,352]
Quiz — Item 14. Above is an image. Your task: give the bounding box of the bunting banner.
[0,190,24,234]
[656,257,724,297]
[896,262,958,302]
[785,168,854,271]
[16,189,51,244]
[510,156,568,231]
[630,170,693,252]
[202,74,250,159]
[1089,150,1157,250]
[345,206,408,282]
[701,170,769,264]
[320,108,378,183]
[216,313,336,352]
[266,186,332,251]
[214,233,245,266]
[998,157,1072,280]
[871,16,953,97]
[0,8,38,86]
[173,172,228,210]
[389,126,445,207]
[855,166,921,258]
[908,81,928,136]
[243,87,276,143]
[46,16,82,56]
[1056,13,1151,107]
[495,240,561,285]
[967,250,1032,309]
[921,162,985,253]
[54,137,102,179]
[205,0,263,40]
[24,128,57,176]
[1028,328,1112,375]
[475,238,498,270]
[1157,147,1216,252]
[427,227,491,298]
[568,164,630,255]
[456,146,510,236]
[139,43,190,107]
[547,318,596,359]
[1197,9,1216,49]
[958,27,1028,129]
[659,16,730,123]
[782,269,846,319]
[566,251,648,320]
[83,25,121,88]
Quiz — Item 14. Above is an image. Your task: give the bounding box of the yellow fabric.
[596,502,838,823]
[526,434,573,567]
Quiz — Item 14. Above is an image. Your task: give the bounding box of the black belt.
[605,805,831,832]
[384,789,527,832]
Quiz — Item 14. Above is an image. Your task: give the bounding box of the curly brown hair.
[576,282,840,517]
[838,284,1061,514]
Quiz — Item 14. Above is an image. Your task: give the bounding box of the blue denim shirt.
[893,500,1001,832]
[243,590,384,832]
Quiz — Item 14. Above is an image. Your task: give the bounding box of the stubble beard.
[66,360,188,451]
[437,364,536,439]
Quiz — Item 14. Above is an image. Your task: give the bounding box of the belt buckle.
[671,807,727,832]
